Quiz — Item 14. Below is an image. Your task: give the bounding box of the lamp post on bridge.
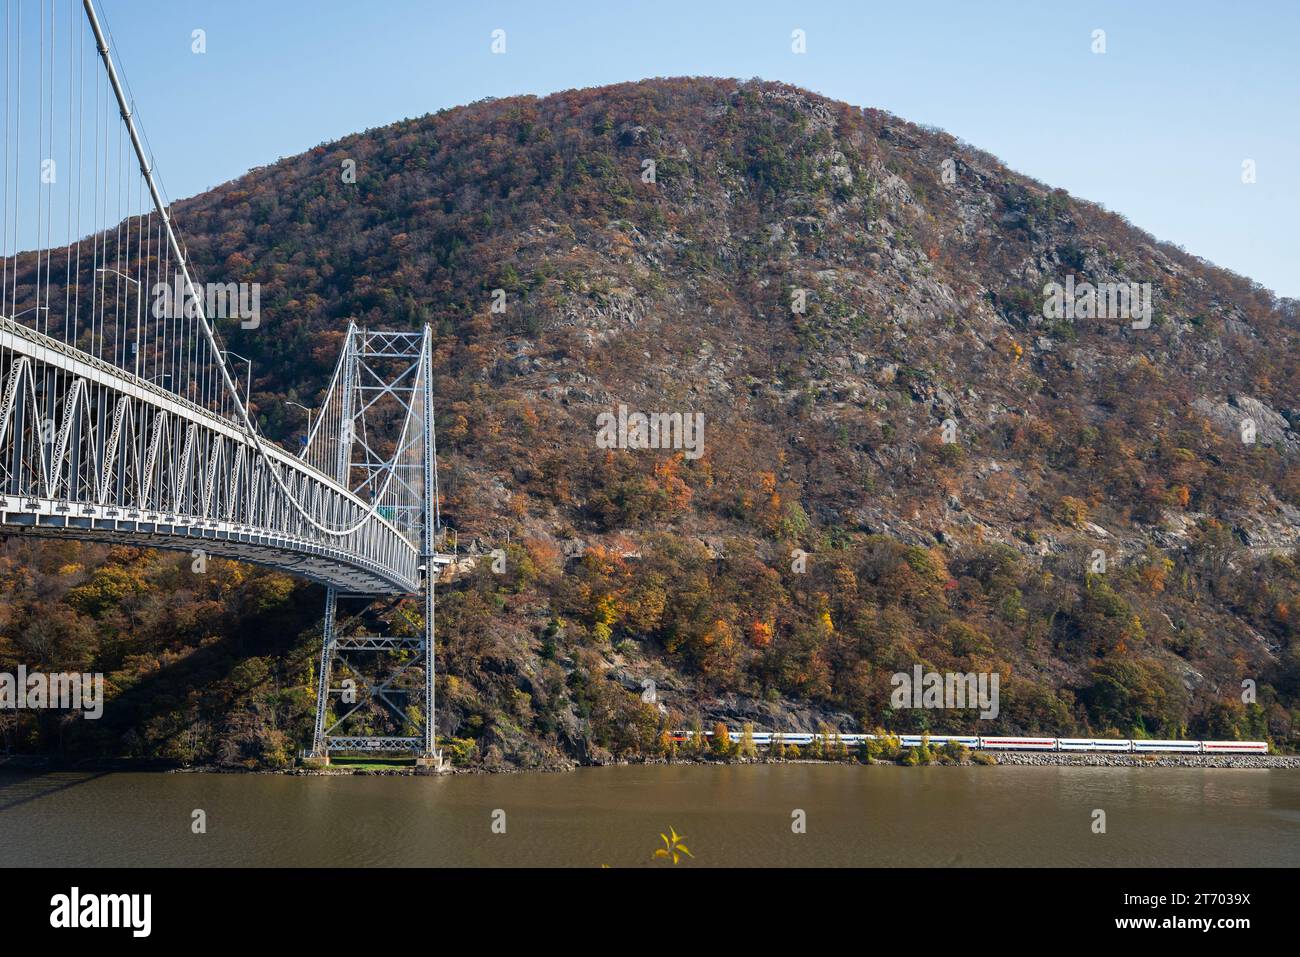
[220,350,253,411]
[285,401,313,451]
[8,305,51,342]
[96,267,142,377]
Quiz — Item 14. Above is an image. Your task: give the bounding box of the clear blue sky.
[95,0,1299,297]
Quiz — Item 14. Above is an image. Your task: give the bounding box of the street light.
[220,349,253,410]
[285,401,313,452]
[6,305,51,336]
[96,267,142,378]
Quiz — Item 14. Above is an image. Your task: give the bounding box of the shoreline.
[4,751,1299,775]
[989,752,1300,769]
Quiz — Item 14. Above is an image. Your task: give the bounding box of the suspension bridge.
[0,0,449,764]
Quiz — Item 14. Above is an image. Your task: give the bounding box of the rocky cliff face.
[8,78,1299,766]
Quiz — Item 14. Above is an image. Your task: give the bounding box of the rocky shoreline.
[991,752,1300,769]
[5,752,1298,775]
[279,751,1300,774]
[272,752,1300,774]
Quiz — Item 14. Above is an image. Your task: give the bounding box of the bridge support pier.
[306,581,442,767]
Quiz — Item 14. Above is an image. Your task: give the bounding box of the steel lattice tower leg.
[308,587,338,759]
[419,325,438,761]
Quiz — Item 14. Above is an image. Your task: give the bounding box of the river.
[2,764,1297,867]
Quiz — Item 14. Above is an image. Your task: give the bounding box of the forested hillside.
[3,77,1298,766]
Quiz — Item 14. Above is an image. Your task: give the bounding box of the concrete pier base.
[415,752,446,771]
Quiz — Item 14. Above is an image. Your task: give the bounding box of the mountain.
[4,77,1299,767]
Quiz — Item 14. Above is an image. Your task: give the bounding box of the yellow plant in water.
[654,826,694,864]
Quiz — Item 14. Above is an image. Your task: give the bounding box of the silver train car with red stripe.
[674,732,1269,754]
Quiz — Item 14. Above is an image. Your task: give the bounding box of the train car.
[897,735,981,748]
[1131,739,1200,752]
[1201,740,1268,754]
[758,733,813,746]
[1058,738,1133,752]
[671,731,1269,754]
[978,736,1057,750]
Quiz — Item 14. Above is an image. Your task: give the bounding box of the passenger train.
[669,731,1268,754]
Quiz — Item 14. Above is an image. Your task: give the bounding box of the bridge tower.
[304,326,448,767]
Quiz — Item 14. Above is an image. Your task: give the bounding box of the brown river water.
[1,764,1297,867]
